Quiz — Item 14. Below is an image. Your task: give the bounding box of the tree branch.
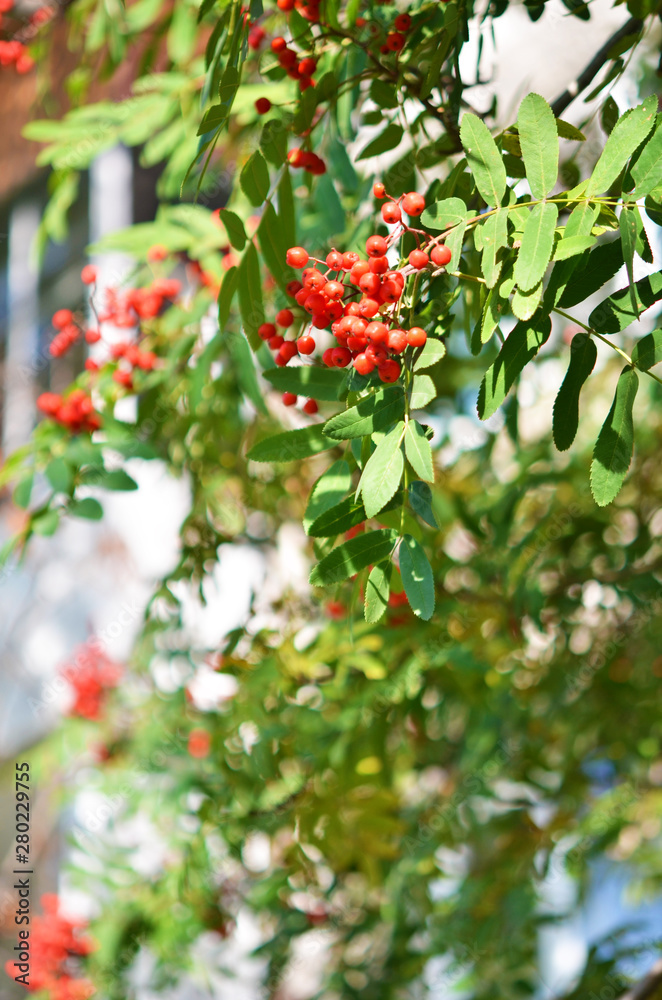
[550,15,644,118]
[620,959,662,1000]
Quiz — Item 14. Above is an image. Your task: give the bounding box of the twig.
[620,960,662,1000]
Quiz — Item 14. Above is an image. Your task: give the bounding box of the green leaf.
[619,206,639,317]
[258,202,292,290]
[13,474,33,509]
[586,96,657,196]
[413,338,446,371]
[556,118,586,141]
[247,425,334,462]
[227,331,268,415]
[360,422,405,518]
[69,497,104,520]
[513,202,558,292]
[557,239,623,309]
[478,313,551,420]
[324,387,405,440]
[261,118,288,166]
[219,209,246,250]
[460,112,507,206]
[629,121,662,198]
[309,497,365,537]
[631,329,662,371]
[309,529,397,586]
[590,366,638,506]
[98,469,139,491]
[240,150,270,206]
[263,366,346,401]
[512,281,543,321]
[303,460,352,534]
[446,217,467,270]
[45,458,73,494]
[634,205,653,263]
[408,480,438,527]
[552,234,596,261]
[564,201,599,240]
[589,270,662,334]
[552,332,597,451]
[238,243,264,349]
[480,208,509,288]
[364,563,390,623]
[32,509,60,536]
[404,421,434,482]
[420,197,467,232]
[517,93,558,199]
[410,374,436,409]
[218,265,239,329]
[357,123,403,160]
[399,534,435,620]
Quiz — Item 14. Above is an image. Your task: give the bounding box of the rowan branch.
[550,15,644,118]
[620,959,662,1000]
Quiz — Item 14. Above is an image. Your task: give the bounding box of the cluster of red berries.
[60,642,122,721]
[258,185,451,392]
[37,389,101,434]
[4,893,95,1000]
[0,38,34,72]
[379,11,413,53]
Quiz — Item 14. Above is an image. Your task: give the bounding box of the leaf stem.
[553,306,662,387]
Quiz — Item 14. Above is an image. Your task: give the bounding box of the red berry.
[53,309,73,330]
[322,348,336,367]
[188,729,211,758]
[305,154,326,176]
[347,335,367,351]
[312,312,331,329]
[386,31,405,51]
[381,279,403,303]
[277,0,295,8]
[331,347,351,367]
[298,57,316,76]
[303,398,318,414]
[402,191,425,216]
[341,251,360,270]
[369,255,389,274]
[353,353,375,375]
[430,244,452,267]
[255,97,272,115]
[365,321,388,344]
[350,317,368,336]
[287,280,303,297]
[269,334,285,350]
[147,244,168,262]
[324,280,344,300]
[303,268,325,290]
[258,322,277,340]
[373,181,386,199]
[276,308,294,328]
[81,265,97,285]
[358,297,380,318]
[407,326,427,347]
[297,335,315,354]
[366,343,388,364]
[278,48,297,68]
[280,340,298,361]
[286,246,309,268]
[387,328,407,353]
[326,250,344,269]
[305,291,326,314]
[287,148,306,168]
[271,36,288,52]
[282,392,298,406]
[378,358,401,382]
[381,202,401,225]
[350,260,371,284]
[394,12,412,30]
[366,235,388,258]
[85,328,101,344]
[359,272,381,295]
[409,249,429,269]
